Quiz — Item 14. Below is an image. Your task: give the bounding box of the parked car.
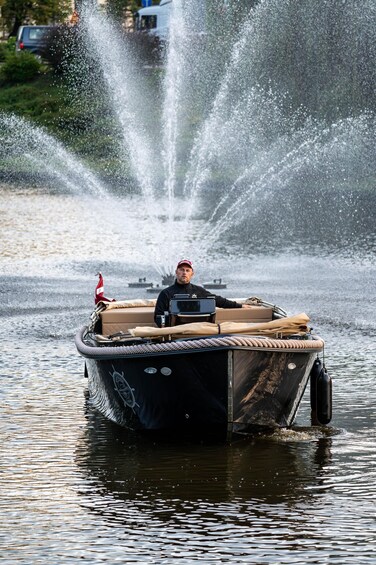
[15,25,56,57]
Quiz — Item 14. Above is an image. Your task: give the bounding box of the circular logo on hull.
[111,366,139,409]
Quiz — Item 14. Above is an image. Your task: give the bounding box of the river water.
[1,186,375,564]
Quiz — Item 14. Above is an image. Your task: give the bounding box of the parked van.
[15,25,56,56]
[134,0,172,39]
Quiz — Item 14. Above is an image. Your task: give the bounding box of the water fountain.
[0,112,108,198]
[0,0,375,277]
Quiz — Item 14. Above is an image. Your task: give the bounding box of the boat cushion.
[216,306,273,323]
[100,306,156,335]
[100,305,273,336]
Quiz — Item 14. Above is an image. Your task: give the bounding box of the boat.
[146,284,167,294]
[144,274,174,293]
[75,295,331,439]
[128,277,153,288]
[203,278,227,289]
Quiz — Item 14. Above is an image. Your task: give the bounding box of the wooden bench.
[100,305,274,336]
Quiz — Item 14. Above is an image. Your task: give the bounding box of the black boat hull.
[84,346,317,436]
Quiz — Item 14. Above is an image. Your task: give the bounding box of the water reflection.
[76,402,334,522]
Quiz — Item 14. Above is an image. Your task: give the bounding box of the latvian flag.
[95,272,115,304]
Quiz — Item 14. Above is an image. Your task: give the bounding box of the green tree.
[0,0,72,36]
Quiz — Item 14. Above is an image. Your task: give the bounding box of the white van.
[134,0,172,39]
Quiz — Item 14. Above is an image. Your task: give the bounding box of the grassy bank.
[0,69,133,185]
[0,73,70,127]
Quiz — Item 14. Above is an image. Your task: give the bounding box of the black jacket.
[154,280,242,325]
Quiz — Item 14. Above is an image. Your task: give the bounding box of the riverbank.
[0,72,131,185]
[0,74,73,131]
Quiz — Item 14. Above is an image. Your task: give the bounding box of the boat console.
[168,295,216,326]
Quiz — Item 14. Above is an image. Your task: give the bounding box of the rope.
[76,327,324,359]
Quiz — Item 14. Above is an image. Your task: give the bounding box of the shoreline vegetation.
[0,60,140,187]
[0,28,162,188]
[0,75,127,187]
